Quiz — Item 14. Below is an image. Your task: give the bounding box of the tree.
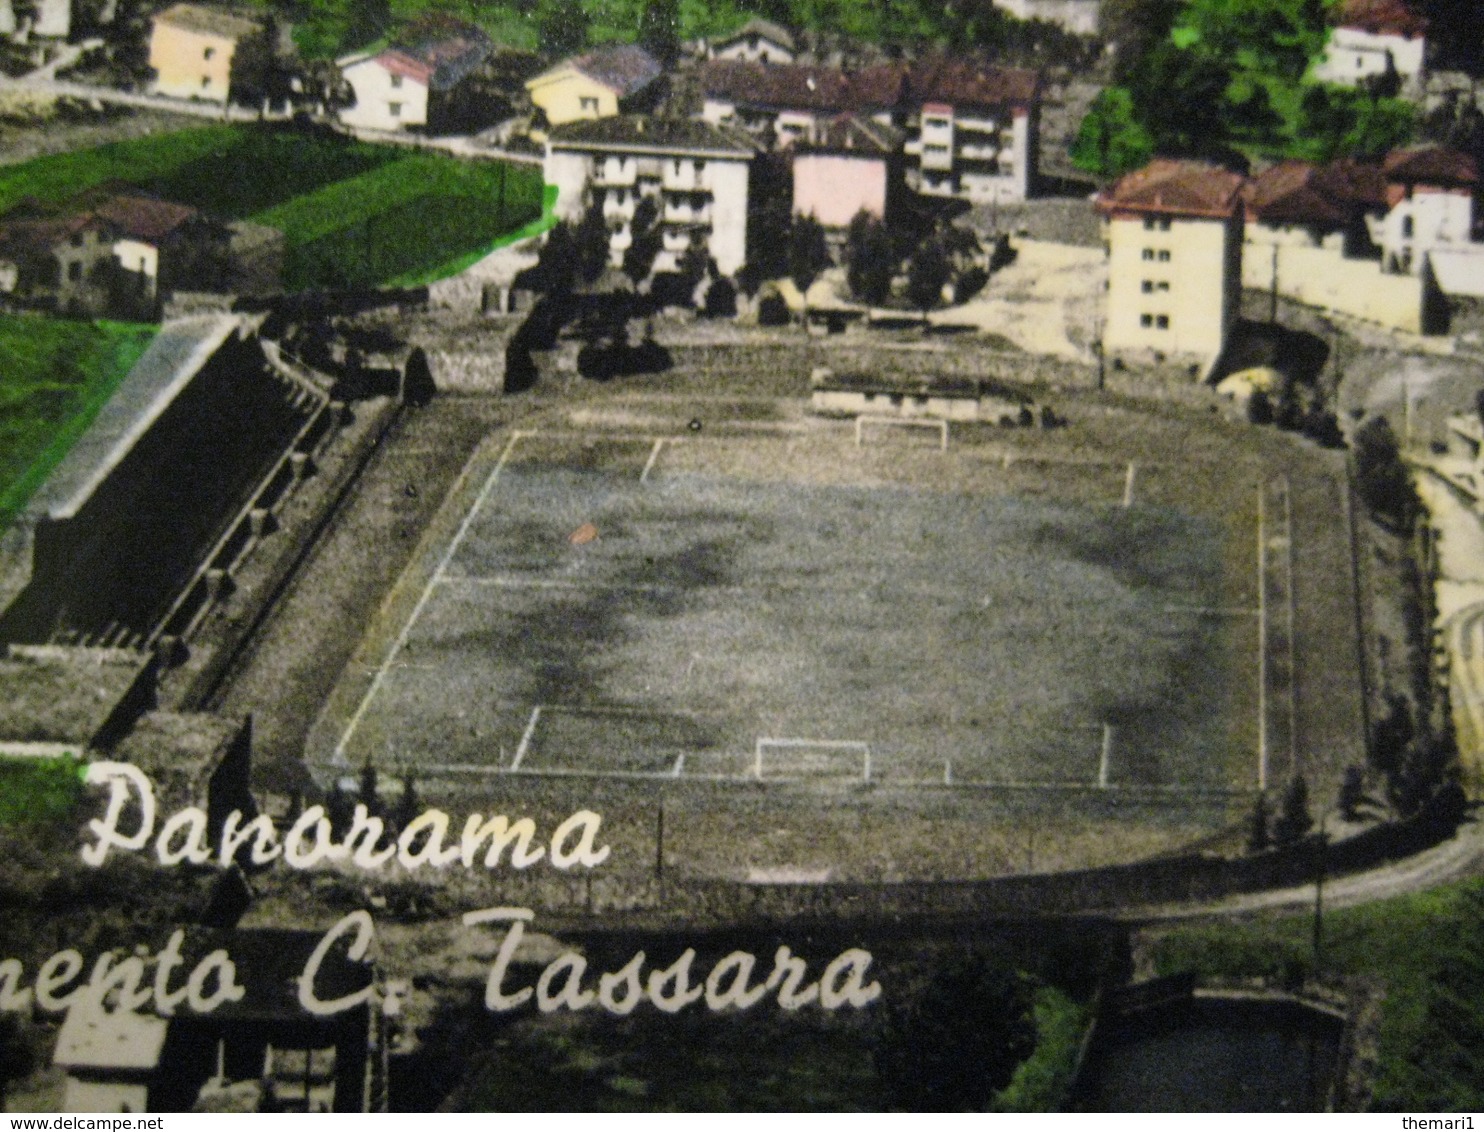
[358,759,380,813]
[392,773,419,834]
[533,0,589,56]
[1338,764,1367,822]
[1071,87,1156,178]
[1247,387,1274,425]
[873,953,1038,1110]
[1247,792,1272,853]
[638,0,680,65]
[1354,416,1421,532]
[574,203,611,286]
[845,211,895,306]
[787,213,831,295]
[622,197,663,288]
[906,237,951,320]
[1274,774,1313,844]
[529,221,577,295]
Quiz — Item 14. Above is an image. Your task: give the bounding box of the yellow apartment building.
[1096,159,1246,369]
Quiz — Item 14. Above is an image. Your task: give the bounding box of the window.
[1155,281,1169,292]
[1156,314,1170,329]
[1157,249,1171,262]
[1141,248,1155,261]
[67,261,82,281]
[1402,215,1414,238]
[390,73,403,88]
[1140,313,1153,328]
[580,96,599,112]
[203,46,216,60]
[674,159,683,174]
[201,76,211,88]
[389,101,402,117]
[1141,280,1153,293]
[70,233,84,247]
[694,160,705,173]
[1141,216,1171,231]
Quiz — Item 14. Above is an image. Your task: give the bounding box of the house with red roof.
[1379,144,1477,274]
[339,20,494,133]
[1242,158,1387,256]
[1095,159,1246,365]
[525,43,664,131]
[0,188,228,317]
[1313,0,1428,87]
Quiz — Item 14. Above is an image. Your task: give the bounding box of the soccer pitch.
[316,425,1257,801]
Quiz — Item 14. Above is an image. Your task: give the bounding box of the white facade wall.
[544,143,751,275]
[1383,189,1473,273]
[990,0,1099,35]
[1315,26,1426,85]
[339,58,429,130]
[714,37,793,64]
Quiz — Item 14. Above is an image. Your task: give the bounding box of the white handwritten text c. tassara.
[80,761,610,873]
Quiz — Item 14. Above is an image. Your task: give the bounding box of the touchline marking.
[640,438,666,483]
[333,429,526,762]
[510,704,542,771]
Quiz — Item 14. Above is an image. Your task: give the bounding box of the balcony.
[592,161,637,188]
[663,202,712,226]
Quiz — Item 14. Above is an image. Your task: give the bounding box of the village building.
[988,0,1100,35]
[338,21,493,133]
[0,189,229,317]
[1313,0,1428,88]
[1379,144,1477,275]
[1242,158,1386,256]
[900,58,1040,203]
[52,927,383,1113]
[544,115,757,276]
[147,4,269,105]
[525,43,663,131]
[1096,158,1245,368]
[791,114,904,230]
[699,59,904,145]
[708,17,796,64]
[700,56,1040,202]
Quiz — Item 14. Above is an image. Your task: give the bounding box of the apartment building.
[544,116,758,275]
[1313,0,1427,87]
[1096,159,1245,366]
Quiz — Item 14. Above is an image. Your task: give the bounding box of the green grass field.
[0,313,157,531]
[0,124,545,290]
[1149,878,1484,1111]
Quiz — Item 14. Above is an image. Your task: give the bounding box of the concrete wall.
[1241,242,1427,333]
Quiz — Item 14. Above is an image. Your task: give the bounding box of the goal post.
[854,415,949,451]
[754,737,872,782]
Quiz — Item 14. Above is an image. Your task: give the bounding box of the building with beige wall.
[791,114,902,229]
[147,4,266,105]
[1096,159,1244,367]
[526,44,662,130]
[709,17,795,63]
[544,116,757,276]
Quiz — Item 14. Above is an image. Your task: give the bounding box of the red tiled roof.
[1383,144,1478,186]
[375,20,492,91]
[905,57,1040,109]
[1096,159,1246,219]
[91,194,203,242]
[1331,0,1427,37]
[1244,160,1357,226]
[151,3,261,41]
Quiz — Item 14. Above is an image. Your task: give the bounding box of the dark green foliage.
[575,204,612,286]
[701,275,737,318]
[1247,791,1272,853]
[533,0,590,55]
[845,210,895,306]
[358,759,381,813]
[1274,774,1312,844]
[393,774,419,834]
[623,197,664,288]
[906,237,951,315]
[638,0,680,65]
[873,953,1038,1110]
[531,221,578,294]
[1338,764,1367,821]
[787,214,831,295]
[1354,416,1421,532]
